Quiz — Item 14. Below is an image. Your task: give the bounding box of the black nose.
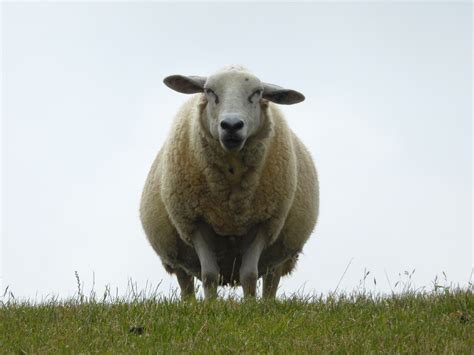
[220,117,244,132]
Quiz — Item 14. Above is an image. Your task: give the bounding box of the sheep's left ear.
[262,83,305,105]
[163,75,207,94]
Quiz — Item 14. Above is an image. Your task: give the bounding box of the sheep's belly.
[177,235,244,285]
[214,236,244,285]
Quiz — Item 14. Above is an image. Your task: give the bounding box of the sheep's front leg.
[240,232,266,297]
[192,228,220,299]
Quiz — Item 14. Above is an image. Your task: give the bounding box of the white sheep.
[140,66,319,299]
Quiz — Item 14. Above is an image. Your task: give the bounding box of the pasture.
[1,286,472,353]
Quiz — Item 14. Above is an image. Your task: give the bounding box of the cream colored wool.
[140,75,319,284]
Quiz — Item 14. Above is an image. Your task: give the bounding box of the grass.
[0,285,473,353]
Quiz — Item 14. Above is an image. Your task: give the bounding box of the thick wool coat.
[140,94,318,282]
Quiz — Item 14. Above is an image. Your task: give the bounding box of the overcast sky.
[1,2,472,300]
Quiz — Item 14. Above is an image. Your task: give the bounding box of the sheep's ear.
[262,83,305,105]
[163,75,206,94]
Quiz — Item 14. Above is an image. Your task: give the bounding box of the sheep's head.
[163,67,305,152]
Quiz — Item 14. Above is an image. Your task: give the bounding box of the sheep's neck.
[224,153,246,185]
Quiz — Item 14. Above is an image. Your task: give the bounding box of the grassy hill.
[1,288,472,353]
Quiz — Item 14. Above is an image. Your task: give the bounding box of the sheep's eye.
[248,89,262,103]
[205,89,219,104]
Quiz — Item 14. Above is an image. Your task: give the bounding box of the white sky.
[1,2,472,300]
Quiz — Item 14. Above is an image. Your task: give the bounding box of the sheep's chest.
[196,166,274,237]
[196,187,262,236]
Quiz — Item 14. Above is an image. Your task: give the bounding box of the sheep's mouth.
[221,135,244,151]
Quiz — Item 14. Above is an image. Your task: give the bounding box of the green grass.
[1,288,473,353]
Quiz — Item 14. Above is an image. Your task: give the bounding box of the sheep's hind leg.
[175,269,195,300]
[262,267,281,299]
[192,227,220,299]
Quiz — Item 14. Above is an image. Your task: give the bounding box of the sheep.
[140,66,319,299]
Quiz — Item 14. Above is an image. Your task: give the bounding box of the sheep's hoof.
[240,272,258,297]
[180,292,196,301]
[202,272,218,299]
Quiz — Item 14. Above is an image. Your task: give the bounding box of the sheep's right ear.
[163,75,206,94]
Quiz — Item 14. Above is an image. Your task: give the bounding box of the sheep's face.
[203,71,264,152]
[163,68,305,153]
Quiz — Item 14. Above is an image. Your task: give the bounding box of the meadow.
[1,278,472,353]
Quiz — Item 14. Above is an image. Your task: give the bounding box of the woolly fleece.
[140,94,319,282]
